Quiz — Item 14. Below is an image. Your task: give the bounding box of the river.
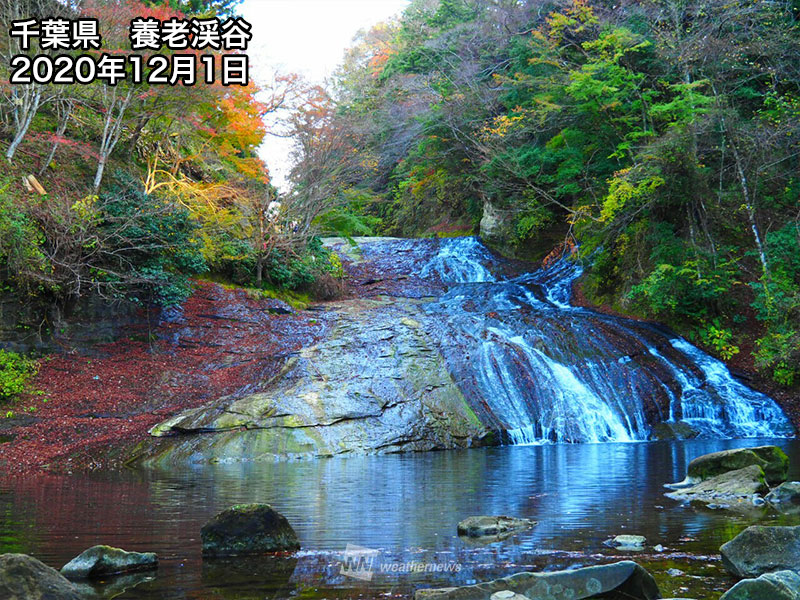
[2,439,800,598]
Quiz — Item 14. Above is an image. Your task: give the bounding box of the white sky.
[239,0,410,190]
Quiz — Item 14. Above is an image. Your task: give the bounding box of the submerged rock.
[201,504,300,557]
[680,446,788,486]
[666,465,768,507]
[765,481,800,506]
[720,569,800,600]
[60,545,157,579]
[605,535,646,550]
[489,592,530,600]
[650,421,699,441]
[457,516,536,539]
[201,554,297,600]
[0,553,82,600]
[71,571,155,599]
[414,560,660,600]
[720,525,800,577]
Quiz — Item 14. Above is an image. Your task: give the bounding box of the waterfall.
[419,236,496,283]
[420,237,794,444]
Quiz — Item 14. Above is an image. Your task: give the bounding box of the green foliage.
[750,222,800,384]
[262,238,341,292]
[0,350,38,402]
[698,320,740,361]
[0,180,47,291]
[98,174,208,306]
[629,260,734,325]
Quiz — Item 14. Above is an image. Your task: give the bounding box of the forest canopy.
[289,0,800,386]
[1,0,799,388]
[0,0,344,322]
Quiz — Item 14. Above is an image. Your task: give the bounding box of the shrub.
[0,350,38,402]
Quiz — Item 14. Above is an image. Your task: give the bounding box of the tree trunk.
[93,156,107,192]
[39,101,73,175]
[730,137,769,278]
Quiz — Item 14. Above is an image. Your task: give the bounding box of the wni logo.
[339,544,380,581]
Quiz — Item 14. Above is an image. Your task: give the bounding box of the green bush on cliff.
[0,350,38,402]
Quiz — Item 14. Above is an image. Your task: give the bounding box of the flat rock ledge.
[414,560,659,600]
[131,298,495,467]
[666,464,768,507]
[60,545,157,579]
[0,553,82,600]
[457,516,536,539]
[201,504,300,557]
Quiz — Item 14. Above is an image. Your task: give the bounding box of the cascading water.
[420,237,794,444]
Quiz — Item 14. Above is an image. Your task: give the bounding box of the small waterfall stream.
[420,237,793,444]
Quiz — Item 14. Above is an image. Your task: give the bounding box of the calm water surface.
[3,438,800,599]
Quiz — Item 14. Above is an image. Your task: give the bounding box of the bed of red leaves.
[0,282,320,475]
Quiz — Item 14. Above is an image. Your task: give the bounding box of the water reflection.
[2,439,800,598]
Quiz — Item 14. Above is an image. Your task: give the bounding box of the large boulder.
[666,465,768,506]
[60,545,157,579]
[0,553,82,600]
[766,482,800,507]
[684,446,788,486]
[457,516,535,539]
[414,560,660,600]
[720,569,800,600]
[720,525,800,577]
[201,504,300,557]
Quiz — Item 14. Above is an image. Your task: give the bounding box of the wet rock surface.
[685,446,789,485]
[0,553,82,600]
[135,296,492,466]
[132,238,793,467]
[457,516,536,539]
[60,545,157,579]
[413,560,660,600]
[719,569,800,600]
[201,504,300,556]
[766,481,800,506]
[720,525,800,577]
[666,465,768,506]
[665,446,790,510]
[606,535,647,550]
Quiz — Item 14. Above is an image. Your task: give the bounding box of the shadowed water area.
[1,237,797,599]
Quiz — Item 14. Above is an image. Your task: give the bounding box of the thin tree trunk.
[39,100,73,175]
[6,88,42,162]
[730,137,769,278]
[92,87,134,191]
[93,156,107,191]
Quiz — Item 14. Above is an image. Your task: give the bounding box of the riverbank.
[0,282,320,475]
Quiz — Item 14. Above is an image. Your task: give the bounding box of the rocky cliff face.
[131,295,494,467]
[0,293,151,354]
